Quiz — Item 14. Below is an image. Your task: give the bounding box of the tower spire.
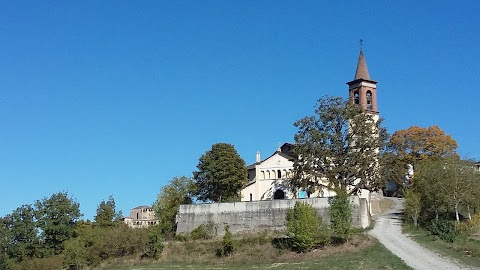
[354,49,370,80]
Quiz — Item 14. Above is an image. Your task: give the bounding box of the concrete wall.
[176,197,371,235]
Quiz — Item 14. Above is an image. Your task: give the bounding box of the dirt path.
[369,197,474,270]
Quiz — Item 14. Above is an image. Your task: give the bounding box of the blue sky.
[1,1,479,219]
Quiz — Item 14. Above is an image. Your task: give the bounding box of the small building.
[122,205,158,228]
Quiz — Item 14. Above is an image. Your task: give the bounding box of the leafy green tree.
[291,96,386,195]
[413,157,480,224]
[193,143,248,202]
[63,236,87,270]
[3,205,38,262]
[34,192,82,255]
[153,176,194,236]
[94,195,122,227]
[329,190,352,242]
[404,189,421,227]
[286,202,328,252]
[413,158,451,221]
[0,217,13,269]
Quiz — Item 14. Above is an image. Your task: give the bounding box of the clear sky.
[1,1,479,220]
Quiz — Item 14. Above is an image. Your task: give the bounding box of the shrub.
[329,191,352,243]
[428,219,458,242]
[217,225,235,257]
[286,202,328,252]
[190,221,217,240]
[174,234,189,242]
[145,225,164,259]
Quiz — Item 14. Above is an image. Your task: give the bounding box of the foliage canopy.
[193,143,248,202]
[388,125,458,164]
[94,195,122,227]
[291,96,386,195]
[153,176,195,236]
[34,192,82,255]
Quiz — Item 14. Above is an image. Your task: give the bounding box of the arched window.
[261,171,265,180]
[274,189,286,199]
[267,171,271,179]
[249,193,253,201]
[354,91,360,104]
[277,170,281,178]
[366,91,372,110]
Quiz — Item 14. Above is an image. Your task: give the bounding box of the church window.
[366,91,372,110]
[277,170,281,178]
[354,91,360,104]
[250,193,252,201]
[267,171,271,179]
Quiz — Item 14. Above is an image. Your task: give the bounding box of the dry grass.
[101,233,411,270]
[150,233,376,267]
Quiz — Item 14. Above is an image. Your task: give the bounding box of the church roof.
[246,143,294,169]
[354,50,370,80]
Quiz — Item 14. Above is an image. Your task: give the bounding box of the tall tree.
[94,195,122,227]
[388,125,458,164]
[34,192,82,255]
[413,157,480,223]
[291,96,386,195]
[153,176,194,236]
[3,205,38,262]
[193,143,248,202]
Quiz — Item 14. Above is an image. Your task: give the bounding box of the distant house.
[122,205,158,228]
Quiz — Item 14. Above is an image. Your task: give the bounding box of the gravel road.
[369,197,475,270]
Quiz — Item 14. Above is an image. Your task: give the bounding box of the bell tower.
[347,49,378,117]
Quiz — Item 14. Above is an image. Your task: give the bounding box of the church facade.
[240,49,379,202]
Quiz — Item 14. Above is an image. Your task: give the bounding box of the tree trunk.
[455,203,460,223]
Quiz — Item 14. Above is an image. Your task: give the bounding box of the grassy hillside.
[101,233,411,270]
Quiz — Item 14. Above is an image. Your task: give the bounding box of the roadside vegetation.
[383,125,480,266]
[404,224,480,268]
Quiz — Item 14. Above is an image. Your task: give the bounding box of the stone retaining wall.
[176,197,370,235]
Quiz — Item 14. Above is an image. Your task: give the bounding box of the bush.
[329,191,352,243]
[174,234,189,242]
[428,219,458,242]
[145,225,164,259]
[217,225,235,257]
[190,221,217,240]
[286,202,329,252]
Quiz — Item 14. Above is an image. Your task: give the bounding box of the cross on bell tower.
[346,48,378,115]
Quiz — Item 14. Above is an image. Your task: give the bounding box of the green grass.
[104,236,411,270]
[404,224,480,268]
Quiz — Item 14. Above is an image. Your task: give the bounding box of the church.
[240,49,379,202]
